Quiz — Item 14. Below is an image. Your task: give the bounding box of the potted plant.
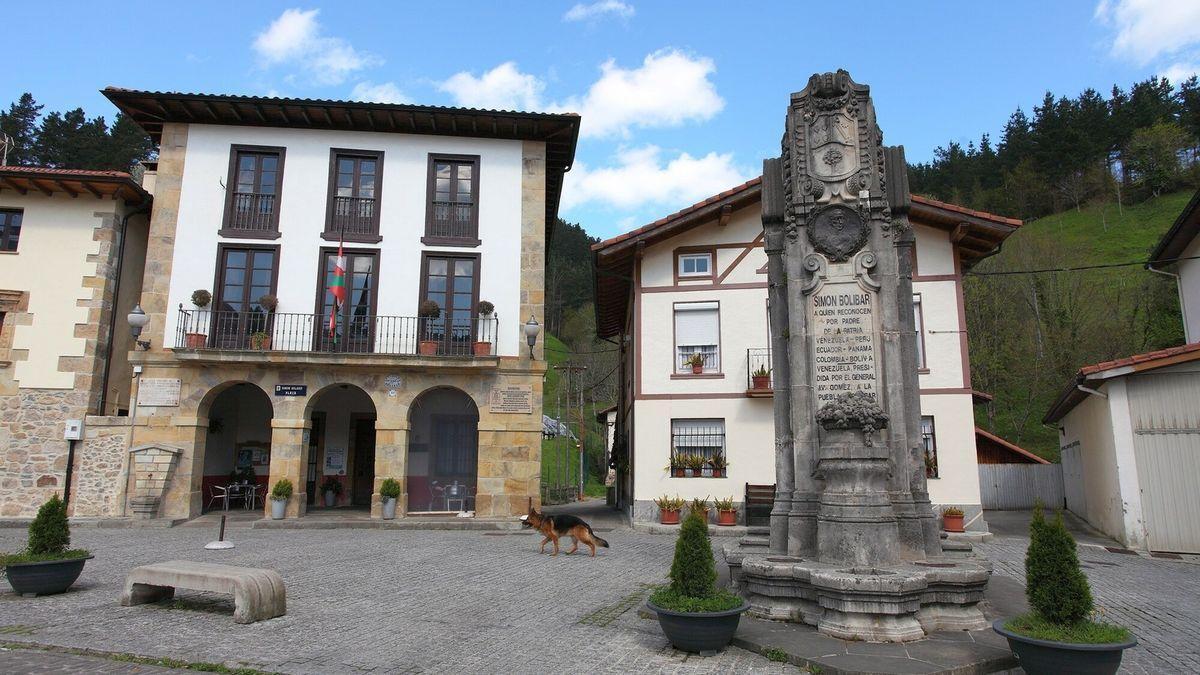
[686,352,705,374]
[258,293,278,313]
[269,478,293,520]
[1,495,92,596]
[751,364,770,390]
[321,476,343,507]
[993,505,1135,674]
[186,289,212,348]
[474,300,495,356]
[714,496,737,526]
[709,453,727,478]
[655,494,684,525]
[418,300,441,355]
[647,513,749,654]
[249,331,271,350]
[688,496,709,523]
[942,506,965,532]
[380,477,401,520]
[684,453,705,477]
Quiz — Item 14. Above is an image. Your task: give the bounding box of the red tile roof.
[910,194,1023,228]
[592,176,763,251]
[0,165,150,202]
[1079,341,1200,376]
[0,165,135,179]
[975,427,1050,464]
[1044,341,1200,423]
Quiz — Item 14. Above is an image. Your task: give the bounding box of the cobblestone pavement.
[0,524,792,674]
[0,647,180,673]
[1,512,1196,674]
[979,531,1200,673]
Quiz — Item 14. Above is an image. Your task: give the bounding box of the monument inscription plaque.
[809,280,879,406]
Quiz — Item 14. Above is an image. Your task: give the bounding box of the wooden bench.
[745,483,776,527]
[121,560,286,624]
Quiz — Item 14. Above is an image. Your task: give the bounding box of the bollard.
[204,514,235,550]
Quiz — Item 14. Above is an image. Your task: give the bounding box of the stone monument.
[727,70,990,642]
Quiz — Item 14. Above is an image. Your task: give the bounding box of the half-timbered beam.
[78,181,103,198]
[0,177,27,195]
[52,180,79,198]
[27,179,53,197]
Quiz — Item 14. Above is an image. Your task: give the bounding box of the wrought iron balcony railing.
[227,192,278,233]
[427,200,476,240]
[327,195,378,239]
[746,347,773,392]
[174,307,499,358]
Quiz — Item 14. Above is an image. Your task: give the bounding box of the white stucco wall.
[0,193,119,389]
[166,124,526,356]
[1177,235,1200,343]
[1060,383,1130,544]
[920,393,982,505]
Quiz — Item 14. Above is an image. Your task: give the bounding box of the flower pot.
[993,619,1136,675]
[270,498,286,520]
[717,509,737,526]
[660,508,681,525]
[943,513,965,532]
[419,340,438,355]
[251,337,271,350]
[472,341,492,357]
[185,332,207,349]
[672,468,685,478]
[684,468,696,477]
[712,468,725,478]
[648,600,749,654]
[751,375,769,389]
[691,363,704,374]
[382,496,397,520]
[324,490,336,507]
[5,555,93,596]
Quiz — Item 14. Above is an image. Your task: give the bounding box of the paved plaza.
[0,507,1196,673]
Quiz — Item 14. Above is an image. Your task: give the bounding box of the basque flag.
[327,241,346,340]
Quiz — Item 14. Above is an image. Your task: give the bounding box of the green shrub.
[1004,612,1131,644]
[270,479,293,501]
[380,478,402,499]
[320,476,343,495]
[1025,503,1093,625]
[649,585,742,612]
[669,513,716,598]
[28,495,70,556]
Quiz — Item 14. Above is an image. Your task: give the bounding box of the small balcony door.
[316,249,379,353]
[420,253,479,355]
[212,245,278,348]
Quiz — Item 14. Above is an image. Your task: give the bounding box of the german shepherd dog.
[522,508,610,557]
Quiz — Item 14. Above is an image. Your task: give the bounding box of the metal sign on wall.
[139,378,181,407]
[489,385,534,414]
[274,384,308,397]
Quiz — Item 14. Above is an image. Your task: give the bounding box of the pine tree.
[1025,504,1093,625]
[27,494,70,556]
[0,93,42,165]
[668,513,717,598]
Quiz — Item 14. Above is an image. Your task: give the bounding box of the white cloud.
[560,49,724,138]
[252,8,381,86]
[563,1,635,22]
[1161,62,1200,84]
[438,62,546,111]
[351,81,409,104]
[1095,0,1200,65]
[561,145,751,212]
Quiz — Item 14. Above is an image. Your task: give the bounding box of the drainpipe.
[98,201,151,415]
[1146,264,1189,343]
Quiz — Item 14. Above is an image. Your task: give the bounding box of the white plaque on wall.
[139,378,181,407]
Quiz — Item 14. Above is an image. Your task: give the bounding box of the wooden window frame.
[323,148,384,244]
[422,153,481,247]
[674,248,716,283]
[219,144,286,240]
[210,243,281,348]
[418,250,482,315]
[0,209,23,253]
[312,247,383,352]
[921,415,939,479]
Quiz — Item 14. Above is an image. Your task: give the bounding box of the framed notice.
[139,378,181,407]
[324,447,346,476]
[489,385,534,414]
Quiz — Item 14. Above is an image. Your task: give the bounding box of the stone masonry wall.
[70,418,131,517]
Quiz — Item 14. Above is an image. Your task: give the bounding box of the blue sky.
[3,1,1199,238]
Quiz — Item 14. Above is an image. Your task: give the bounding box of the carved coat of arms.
[807,111,858,182]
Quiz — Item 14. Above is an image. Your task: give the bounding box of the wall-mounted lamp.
[127,304,151,350]
[524,315,541,359]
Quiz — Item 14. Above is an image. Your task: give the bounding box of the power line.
[966,253,1200,277]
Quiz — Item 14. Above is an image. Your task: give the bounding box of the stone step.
[739,535,769,548]
[745,526,770,536]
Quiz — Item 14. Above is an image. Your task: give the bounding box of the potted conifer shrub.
[321,476,343,507]
[993,505,1135,674]
[269,478,292,520]
[1,495,92,596]
[186,289,211,348]
[474,300,495,356]
[942,506,965,532]
[418,300,441,355]
[714,496,737,526]
[655,494,684,525]
[647,513,749,654]
[686,352,705,374]
[380,477,401,520]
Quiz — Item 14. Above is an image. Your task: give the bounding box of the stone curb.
[251,518,524,531]
[0,518,187,529]
[631,523,748,537]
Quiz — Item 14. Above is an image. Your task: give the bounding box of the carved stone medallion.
[807,111,858,182]
[807,203,869,262]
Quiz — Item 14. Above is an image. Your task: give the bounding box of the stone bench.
[120,560,286,624]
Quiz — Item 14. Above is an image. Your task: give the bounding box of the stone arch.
[305,383,379,508]
[406,386,480,513]
[196,381,274,513]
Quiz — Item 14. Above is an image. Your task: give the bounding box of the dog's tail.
[590,527,610,548]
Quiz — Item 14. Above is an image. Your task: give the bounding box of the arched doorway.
[201,383,272,512]
[407,387,479,513]
[307,384,377,508]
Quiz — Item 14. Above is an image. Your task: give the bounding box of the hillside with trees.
[0,93,154,171]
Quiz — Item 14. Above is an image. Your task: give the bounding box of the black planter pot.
[993,619,1136,675]
[648,600,749,655]
[5,555,93,596]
